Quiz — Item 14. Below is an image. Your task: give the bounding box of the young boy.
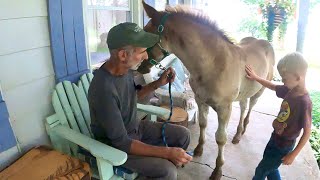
[245,52,312,180]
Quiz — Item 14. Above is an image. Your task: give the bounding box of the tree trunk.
[296,0,310,52]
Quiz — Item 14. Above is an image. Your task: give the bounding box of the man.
[88,22,192,180]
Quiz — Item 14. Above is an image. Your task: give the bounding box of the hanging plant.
[278,16,288,41]
[259,0,296,42]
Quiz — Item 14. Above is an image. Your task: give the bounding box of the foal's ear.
[142,0,159,19]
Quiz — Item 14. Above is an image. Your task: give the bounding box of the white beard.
[130,62,142,70]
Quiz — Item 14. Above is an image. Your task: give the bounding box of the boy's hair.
[277,52,308,76]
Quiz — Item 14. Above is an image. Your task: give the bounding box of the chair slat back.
[51,75,96,155]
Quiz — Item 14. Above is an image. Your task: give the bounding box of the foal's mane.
[165,5,235,44]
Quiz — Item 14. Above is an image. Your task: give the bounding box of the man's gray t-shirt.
[88,67,139,153]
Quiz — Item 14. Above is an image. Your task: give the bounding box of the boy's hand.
[245,65,259,81]
[272,120,287,135]
[282,152,297,165]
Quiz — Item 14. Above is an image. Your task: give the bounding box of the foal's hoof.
[193,145,203,157]
[210,168,222,180]
[232,136,240,144]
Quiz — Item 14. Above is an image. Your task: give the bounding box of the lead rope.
[148,59,173,146]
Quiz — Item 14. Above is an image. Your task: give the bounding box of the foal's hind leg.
[242,88,265,135]
[232,99,248,144]
[193,98,209,157]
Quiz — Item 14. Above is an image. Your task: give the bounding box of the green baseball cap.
[107,22,159,50]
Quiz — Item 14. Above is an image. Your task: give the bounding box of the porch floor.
[178,89,320,180]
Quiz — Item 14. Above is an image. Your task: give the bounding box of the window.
[155,0,167,10]
[86,0,188,68]
[86,0,132,68]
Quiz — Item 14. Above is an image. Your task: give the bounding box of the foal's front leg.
[210,103,232,180]
[193,98,209,157]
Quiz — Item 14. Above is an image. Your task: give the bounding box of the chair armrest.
[137,103,170,120]
[155,88,188,108]
[51,125,127,166]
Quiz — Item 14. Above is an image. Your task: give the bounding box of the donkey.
[138,2,275,179]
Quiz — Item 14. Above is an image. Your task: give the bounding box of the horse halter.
[145,13,174,147]
[147,13,171,70]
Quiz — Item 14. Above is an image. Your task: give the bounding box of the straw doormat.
[0,146,91,180]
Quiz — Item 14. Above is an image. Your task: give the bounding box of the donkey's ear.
[142,0,158,19]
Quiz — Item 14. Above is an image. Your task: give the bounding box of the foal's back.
[235,37,275,100]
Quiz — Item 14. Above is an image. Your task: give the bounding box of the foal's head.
[137,1,234,74]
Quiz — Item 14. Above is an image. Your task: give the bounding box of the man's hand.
[245,65,259,81]
[157,67,176,86]
[167,147,192,167]
[282,152,297,165]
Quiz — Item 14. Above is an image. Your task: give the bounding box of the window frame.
[84,0,143,69]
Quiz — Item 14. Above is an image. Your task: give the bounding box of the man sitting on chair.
[88,22,192,180]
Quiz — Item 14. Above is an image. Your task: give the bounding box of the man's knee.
[178,126,191,149]
[131,157,177,180]
[157,161,177,180]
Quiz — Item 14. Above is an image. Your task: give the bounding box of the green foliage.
[238,17,267,39]
[310,127,320,167]
[240,0,296,41]
[241,0,264,5]
[237,1,267,38]
[311,0,320,8]
[261,1,296,41]
[311,91,320,127]
[310,91,320,168]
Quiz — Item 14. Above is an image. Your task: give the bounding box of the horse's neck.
[166,21,227,75]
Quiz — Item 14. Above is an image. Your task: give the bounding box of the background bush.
[310,91,320,168]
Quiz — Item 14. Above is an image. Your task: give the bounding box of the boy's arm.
[281,125,311,165]
[293,126,312,155]
[282,100,312,165]
[245,65,276,91]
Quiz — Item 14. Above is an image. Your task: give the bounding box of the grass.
[310,91,320,168]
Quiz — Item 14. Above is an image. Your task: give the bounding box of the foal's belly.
[235,78,263,101]
[189,76,241,103]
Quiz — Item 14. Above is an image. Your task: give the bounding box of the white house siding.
[0,0,55,170]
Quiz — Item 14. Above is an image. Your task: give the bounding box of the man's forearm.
[255,76,276,91]
[137,80,160,100]
[291,129,311,156]
[130,139,169,159]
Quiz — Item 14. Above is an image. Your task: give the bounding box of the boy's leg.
[267,169,281,180]
[253,140,283,180]
[253,154,280,179]
[122,155,177,180]
[266,145,293,180]
[253,138,293,180]
[139,120,191,149]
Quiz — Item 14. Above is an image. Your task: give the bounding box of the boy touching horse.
[245,52,312,180]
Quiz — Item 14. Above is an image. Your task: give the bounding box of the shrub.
[310,91,320,168]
